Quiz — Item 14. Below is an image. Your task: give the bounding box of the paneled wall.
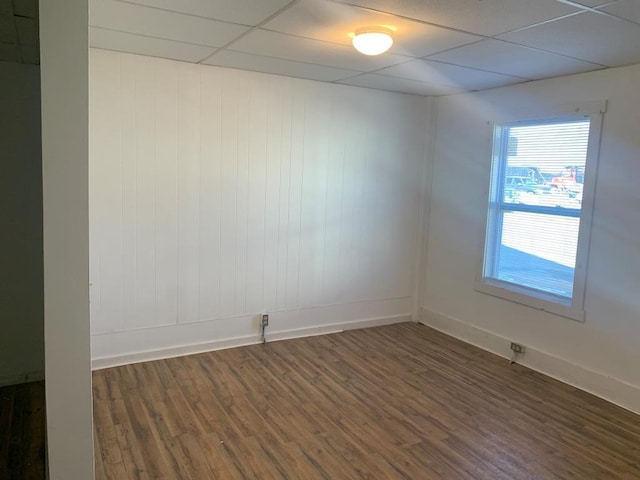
[89,49,431,364]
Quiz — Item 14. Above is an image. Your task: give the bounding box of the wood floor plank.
[93,323,640,479]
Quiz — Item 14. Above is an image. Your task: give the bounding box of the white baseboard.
[92,314,410,370]
[0,370,45,387]
[420,308,640,415]
[92,334,260,370]
[266,314,411,342]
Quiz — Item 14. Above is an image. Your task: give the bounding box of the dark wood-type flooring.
[93,323,640,479]
[0,380,46,480]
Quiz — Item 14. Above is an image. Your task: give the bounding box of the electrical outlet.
[261,314,269,327]
[510,342,524,354]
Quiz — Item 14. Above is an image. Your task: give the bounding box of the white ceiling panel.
[338,72,466,96]
[377,59,525,91]
[230,29,409,72]
[86,0,640,96]
[429,39,602,79]
[203,49,360,82]
[568,0,615,6]
[333,0,580,36]
[123,0,295,26]
[498,11,640,67]
[599,0,640,25]
[90,27,217,63]
[89,0,250,47]
[263,0,481,57]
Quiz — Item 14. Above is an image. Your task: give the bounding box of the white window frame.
[475,101,606,322]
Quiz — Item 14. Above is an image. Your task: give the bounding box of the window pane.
[495,211,580,298]
[503,121,589,209]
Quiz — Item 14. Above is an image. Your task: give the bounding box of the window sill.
[474,279,585,322]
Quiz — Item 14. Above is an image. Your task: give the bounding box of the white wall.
[0,62,44,386]
[89,49,431,365]
[40,0,95,478]
[422,63,640,413]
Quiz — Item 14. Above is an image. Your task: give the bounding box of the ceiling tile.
[122,0,295,26]
[90,28,217,63]
[498,11,640,67]
[428,38,602,79]
[568,0,614,6]
[333,0,580,36]
[338,72,466,96]
[377,59,525,90]
[78,0,640,95]
[203,50,360,82]
[599,0,640,25]
[0,14,17,43]
[0,42,19,62]
[230,29,409,72]
[89,0,250,47]
[263,0,481,57]
[15,17,38,46]
[13,0,38,18]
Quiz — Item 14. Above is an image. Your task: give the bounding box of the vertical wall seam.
[414,97,439,320]
[133,59,139,329]
[336,113,348,301]
[196,66,202,323]
[282,79,294,309]
[320,96,333,302]
[295,83,307,309]
[176,64,181,326]
[274,79,284,309]
[243,78,252,313]
[119,54,125,332]
[260,79,270,309]
[152,60,158,327]
[217,68,222,319]
[233,71,239,314]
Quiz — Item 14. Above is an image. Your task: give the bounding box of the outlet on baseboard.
[510,342,525,354]
[261,313,269,327]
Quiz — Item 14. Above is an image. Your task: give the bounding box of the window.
[477,103,604,321]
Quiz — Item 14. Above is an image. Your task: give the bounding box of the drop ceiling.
[0,0,39,64]
[89,0,640,96]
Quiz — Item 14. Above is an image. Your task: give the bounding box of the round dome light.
[352,27,393,56]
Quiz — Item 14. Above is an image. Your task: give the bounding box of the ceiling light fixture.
[352,27,393,56]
